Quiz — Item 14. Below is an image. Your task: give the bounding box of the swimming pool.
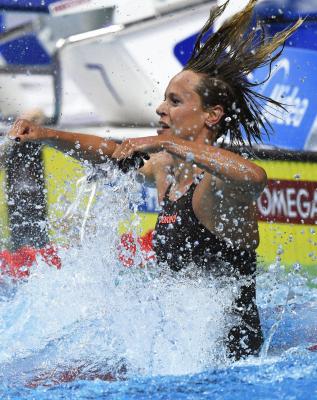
[1,279,317,400]
[0,171,317,400]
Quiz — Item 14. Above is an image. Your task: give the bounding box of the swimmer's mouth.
[157,121,170,133]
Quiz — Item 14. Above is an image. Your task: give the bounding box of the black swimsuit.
[153,180,263,360]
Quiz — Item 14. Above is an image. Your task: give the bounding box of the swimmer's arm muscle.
[44,128,118,163]
[161,138,267,198]
[112,135,263,197]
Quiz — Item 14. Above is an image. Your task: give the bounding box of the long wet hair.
[184,0,303,146]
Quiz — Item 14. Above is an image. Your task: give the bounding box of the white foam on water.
[0,167,236,385]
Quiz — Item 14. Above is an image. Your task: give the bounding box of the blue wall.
[0,0,58,12]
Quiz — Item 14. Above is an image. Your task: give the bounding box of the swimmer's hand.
[112,136,167,172]
[9,119,45,143]
[116,151,150,173]
[112,135,170,162]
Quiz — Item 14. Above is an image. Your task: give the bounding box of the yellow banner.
[255,159,317,272]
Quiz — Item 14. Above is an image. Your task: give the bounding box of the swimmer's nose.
[156,101,167,117]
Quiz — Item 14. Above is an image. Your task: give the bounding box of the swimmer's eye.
[169,95,181,105]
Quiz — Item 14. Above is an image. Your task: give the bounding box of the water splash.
[258,263,317,357]
[0,167,235,386]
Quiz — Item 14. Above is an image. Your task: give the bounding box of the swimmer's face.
[156,70,223,141]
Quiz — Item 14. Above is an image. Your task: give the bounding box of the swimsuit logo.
[159,214,177,224]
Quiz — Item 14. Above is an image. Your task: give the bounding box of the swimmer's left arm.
[113,135,266,198]
[162,138,267,197]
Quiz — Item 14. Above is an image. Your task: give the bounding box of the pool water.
[0,168,317,399]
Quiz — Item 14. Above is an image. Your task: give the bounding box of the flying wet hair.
[184,0,303,146]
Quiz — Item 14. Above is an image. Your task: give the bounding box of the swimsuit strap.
[163,183,173,199]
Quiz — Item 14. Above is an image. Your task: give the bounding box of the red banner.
[257,179,317,225]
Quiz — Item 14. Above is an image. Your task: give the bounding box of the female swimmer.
[10,0,301,360]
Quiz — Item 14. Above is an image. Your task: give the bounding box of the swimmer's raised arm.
[9,119,118,163]
[160,137,267,197]
[112,134,267,198]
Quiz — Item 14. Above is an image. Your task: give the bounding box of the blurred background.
[0,0,317,276]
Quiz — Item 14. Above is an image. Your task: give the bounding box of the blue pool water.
[1,328,317,400]
[0,169,317,399]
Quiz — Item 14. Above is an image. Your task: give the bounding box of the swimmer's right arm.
[9,119,118,163]
[9,119,160,181]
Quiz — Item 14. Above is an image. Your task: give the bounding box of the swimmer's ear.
[205,105,224,128]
